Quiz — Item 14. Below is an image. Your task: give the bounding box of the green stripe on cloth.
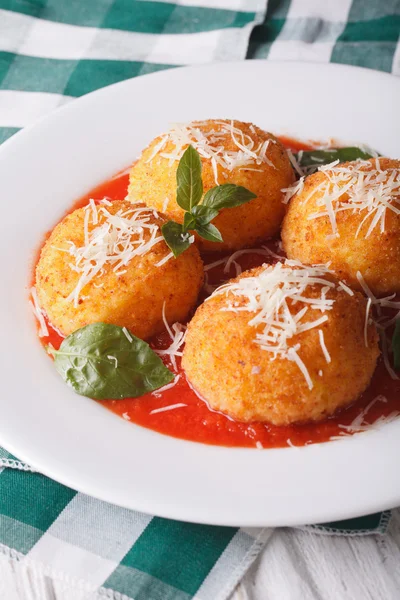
[104,564,192,600]
[0,52,175,96]
[102,3,256,35]
[338,16,400,42]
[307,511,391,536]
[0,0,257,32]
[113,518,236,595]
[331,41,398,73]
[331,11,400,73]
[0,127,20,144]
[247,0,291,58]
[0,470,76,530]
[345,0,400,21]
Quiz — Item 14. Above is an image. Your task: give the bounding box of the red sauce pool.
[35,140,400,448]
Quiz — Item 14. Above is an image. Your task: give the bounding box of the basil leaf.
[203,184,256,210]
[53,323,174,400]
[176,145,203,211]
[392,320,400,372]
[183,212,196,232]
[161,221,191,258]
[195,223,223,243]
[296,147,375,174]
[191,205,219,226]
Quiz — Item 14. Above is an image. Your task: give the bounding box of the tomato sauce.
[35,139,400,449]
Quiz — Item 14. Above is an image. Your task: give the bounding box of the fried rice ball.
[127,119,295,251]
[182,264,379,425]
[282,158,400,296]
[36,200,203,338]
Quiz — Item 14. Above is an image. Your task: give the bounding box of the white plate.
[0,61,399,527]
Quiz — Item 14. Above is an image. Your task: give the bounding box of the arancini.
[127,119,295,251]
[35,200,203,338]
[281,158,400,296]
[182,261,379,425]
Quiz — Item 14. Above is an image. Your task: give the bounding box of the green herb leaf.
[183,212,196,232]
[161,221,192,258]
[295,147,375,174]
[203,183,256,210]
[392,320,400,372]
[195,223,223,243]
[176,145,203,211]
[191,205,219,226]
[52,323,174,400]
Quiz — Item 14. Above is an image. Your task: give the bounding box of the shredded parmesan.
[122,327,133,343]
[338,280,354,296]
[338,395,394,433]
[58,202,168,306]
[223,247,272,274]
[155,251,174,267]
[162,197,169,213]
[286,149,304,177]
[255,441,263,450]
[285,159,400,238]
[156,302,187,371]
[107,355,118,368]
[152,374,181,397]
[212,259,337,389]
[150,402,187,415]
[318,329,331,363]
[30,287,48,337]
[147,120,276,185]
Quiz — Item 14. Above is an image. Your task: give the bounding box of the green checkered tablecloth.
[0,1,399,599]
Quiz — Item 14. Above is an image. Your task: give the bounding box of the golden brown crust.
[281,158,400,295]
[127,120,295,251]
[36,200,204,338]
[182,265,379,425]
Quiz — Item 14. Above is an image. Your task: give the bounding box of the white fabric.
[267,0,352,64]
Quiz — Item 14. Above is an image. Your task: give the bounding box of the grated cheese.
[30,287,49,337]
[147,120,276,185]
[122,327,133,343]
[107,355,118,368]
[156,302,187,372]
[284,159,400,239]
[162,197,169,213]
[286,439,298,448]
[58,201,169,306]
[286,149,305,177]
[255,441,263,450]
[338,395,393,433]
[318,329,331,363]
[338,280,354,296]
[152,374,181,397]
[150,402,187,415]
[223,247,272,274]
[212,259,338,389]
[155,251,174,267]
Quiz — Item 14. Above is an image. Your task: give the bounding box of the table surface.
[233,509,400,600]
